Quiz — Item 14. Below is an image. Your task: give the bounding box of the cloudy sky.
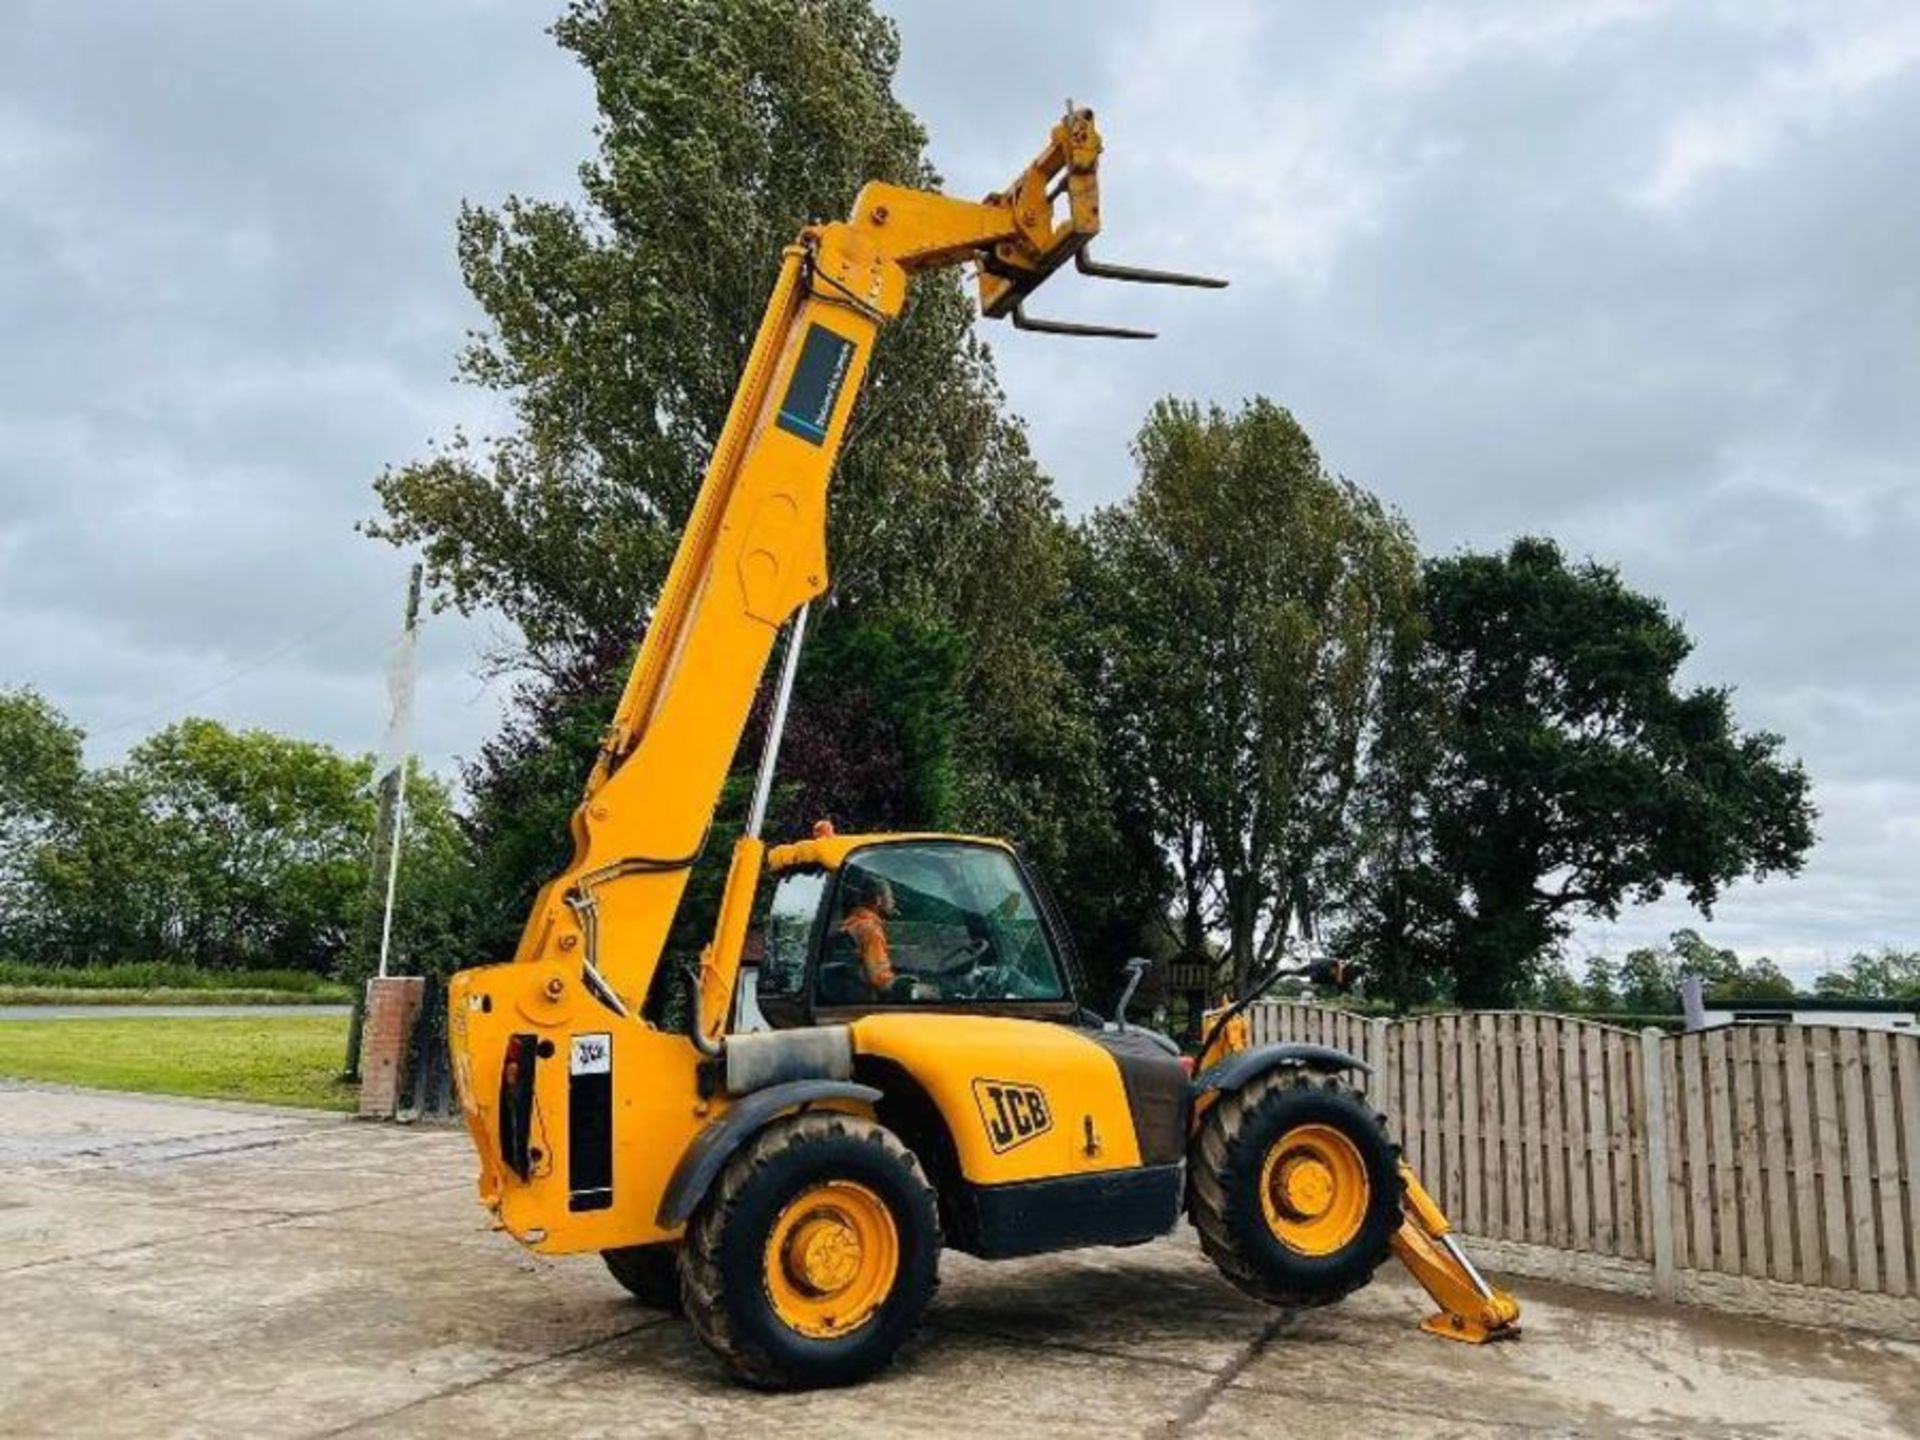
[3,1,1915,978]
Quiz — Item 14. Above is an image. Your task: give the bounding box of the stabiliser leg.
[1390,1162,1522,1343]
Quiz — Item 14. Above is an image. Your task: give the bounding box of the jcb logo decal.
[972,1079,1052,1154]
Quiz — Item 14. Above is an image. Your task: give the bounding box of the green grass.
[0,960,347,994]
[0,961,350,1008]
[0,986,350,1006]
[0,1014,358,1111]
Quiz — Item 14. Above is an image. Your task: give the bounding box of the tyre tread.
[1188,1069,1402,1308]
[679,1111,940,1389]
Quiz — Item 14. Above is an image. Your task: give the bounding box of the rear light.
[1178,1055,1196,1077]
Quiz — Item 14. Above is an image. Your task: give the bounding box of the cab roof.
[765,829,1012,874]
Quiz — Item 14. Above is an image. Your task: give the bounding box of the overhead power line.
[92,593,390,741]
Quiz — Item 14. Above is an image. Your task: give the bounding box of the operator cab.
[745,832,1080,1030]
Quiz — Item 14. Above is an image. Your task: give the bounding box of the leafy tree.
[1662,926,1795,1001]
[121,720,371,968]
[1617,945,1678,1012]
[783,609,966,831]
[0,688,86,949]
[1581,955,1619,1010]
[1814,949,1920,1001]
[1079,398,1422,997]
[360,768,478,983]
[1524,955,1584,1012]
[1517,934,1797,1016]
[0,684,469,976]
[26,768,170,968]
[1410,538,1815,1007]
[1524,930,1799,1017]
[366,0,1108,974]
[1330,610,1450,1007]
[368,0,978,661]
[0,691,175,970]
[1728,956,1797,1000]
[29,719,468,976]
[456,650,630,962]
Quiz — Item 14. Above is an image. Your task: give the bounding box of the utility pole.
[343,563,423,1079]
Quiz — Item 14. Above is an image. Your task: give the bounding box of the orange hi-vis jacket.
[838,904,895,991]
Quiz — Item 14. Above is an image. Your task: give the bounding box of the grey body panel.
[1087,1027,1191,1166]
[724,1025,853,1096]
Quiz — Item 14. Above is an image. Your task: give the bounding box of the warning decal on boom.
[776,324,855,445]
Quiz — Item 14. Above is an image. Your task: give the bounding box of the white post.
[1640,1027,1678,1301]
[373,564,422,981]
[376,755,410,980]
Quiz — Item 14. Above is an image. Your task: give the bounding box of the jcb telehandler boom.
[447,105,1516,1389]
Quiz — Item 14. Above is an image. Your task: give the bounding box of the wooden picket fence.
[1249,1003,1920,1299]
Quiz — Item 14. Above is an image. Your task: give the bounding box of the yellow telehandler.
[447,105,1518,1389]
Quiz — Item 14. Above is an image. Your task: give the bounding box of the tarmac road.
[2,1079,1914,1438]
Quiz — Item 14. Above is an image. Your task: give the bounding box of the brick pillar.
[358,975,427,1119]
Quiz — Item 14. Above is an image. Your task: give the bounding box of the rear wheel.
[680,1111,940,1389]
[1189,1069,1402,1308]
[601,1243,682,1312]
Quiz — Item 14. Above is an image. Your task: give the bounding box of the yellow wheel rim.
[763,1180,900,1339]
[1258,1123,1370,1256]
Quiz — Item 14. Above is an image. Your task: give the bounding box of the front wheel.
[1189,1069,1402,1308]
[680,1111,941,1389]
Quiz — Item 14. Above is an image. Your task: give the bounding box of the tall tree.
[120,720,374,969]
[1080,398,1422,997]
[365,0,1096,968]
[1407,538,1816,1007]
[24,768,169,969]
[0,688,86,951]
[1813,949,1920,1001]
[24,718,468,975]
[1328,604,1451,1005]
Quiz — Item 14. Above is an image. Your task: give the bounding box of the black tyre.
[601,1242,683,1312]
[680,1111,941,1390]
[1189,1068,1403,1308]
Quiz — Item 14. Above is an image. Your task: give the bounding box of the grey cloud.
[888,0,1920,976]
[1,1,596,773]
[2,0,1913,980]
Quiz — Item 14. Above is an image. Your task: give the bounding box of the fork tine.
[1011,302,1156,340]
[1075,245,1229,289]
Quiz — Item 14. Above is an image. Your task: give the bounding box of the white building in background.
[1680,976,1919,1033]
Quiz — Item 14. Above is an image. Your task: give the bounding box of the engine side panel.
[1085,1028,1192,1166]
[848,1013,1145,1183]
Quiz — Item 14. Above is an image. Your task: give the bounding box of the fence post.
[1370,1016,1392,1111]
[1640,1027,1677,1300]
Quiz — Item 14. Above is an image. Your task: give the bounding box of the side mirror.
[1114,956,1152,1030]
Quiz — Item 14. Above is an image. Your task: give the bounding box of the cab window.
[821,843,1065,1007]
[757,868,827,1003]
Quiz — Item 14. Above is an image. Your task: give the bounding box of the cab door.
[803,841,1078,1023]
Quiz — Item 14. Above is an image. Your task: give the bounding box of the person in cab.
[837,873,900,999]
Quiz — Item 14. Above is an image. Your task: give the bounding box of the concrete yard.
[2,1082,1914,1439]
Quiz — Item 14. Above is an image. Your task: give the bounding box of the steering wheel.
[933,937,991,972]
